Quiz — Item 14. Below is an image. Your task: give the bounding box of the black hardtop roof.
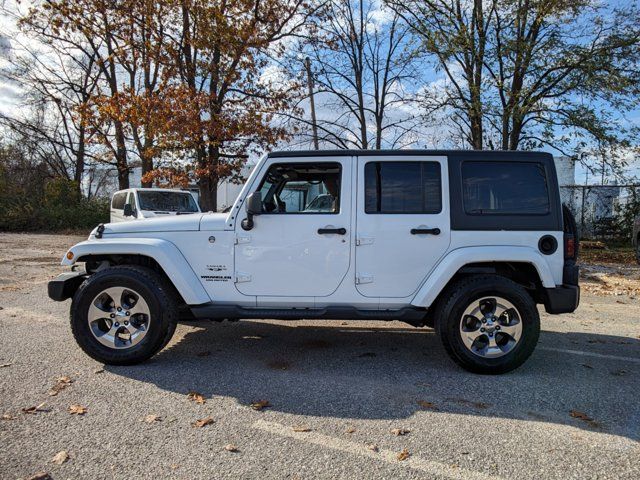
[267,149,553,160]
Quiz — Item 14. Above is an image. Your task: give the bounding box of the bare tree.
[387,0,640,157]
[0,7,102,191]
[302,0,423,150]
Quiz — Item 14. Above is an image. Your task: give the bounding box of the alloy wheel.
[459,296,523,358]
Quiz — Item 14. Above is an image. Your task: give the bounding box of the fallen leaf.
[417,400,439,410]
[52,450,69,465]
[187,392,206,405]
[192,417,214,428]
[2,413,14,420]
[170,464,179,470]
[390,428,410,436]
[144,414,161,423]
[397,449,410,461]
[224,444,239,452]
[451,398,491,409]
[0,363,11,368]
[22,403,50,414]
[345,426,356,434]
[569,410,593,422]
[197,351,211,357]
[68,404,87,415]
[27,472,52,480]
[366,443,379,452]
[48,376,73,396]
[267,360,290,370]
[292,426,311,432]
[250,400,271,411]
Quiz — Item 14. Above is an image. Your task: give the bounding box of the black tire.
[70,266,178,365]
[434,275,540,374]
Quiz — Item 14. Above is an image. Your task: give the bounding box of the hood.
[199,212,231,231]
[96,214,205,235]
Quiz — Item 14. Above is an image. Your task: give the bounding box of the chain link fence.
[560,184,640,241]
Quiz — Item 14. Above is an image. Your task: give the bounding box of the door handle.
[318,227,347,235]
[410,227,441,235]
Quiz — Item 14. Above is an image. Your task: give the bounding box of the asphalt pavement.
[0,233,639,479]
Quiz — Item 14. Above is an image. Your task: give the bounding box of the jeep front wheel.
[70,266,178,365]
[435,275,540,374]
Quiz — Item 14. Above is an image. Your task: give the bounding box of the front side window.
[257,162,341,214]
[365,161,442,214]
[462,161,550,215]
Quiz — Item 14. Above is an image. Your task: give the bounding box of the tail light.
[565,234,576,260]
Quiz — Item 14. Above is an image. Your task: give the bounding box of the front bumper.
[48,271,87,301]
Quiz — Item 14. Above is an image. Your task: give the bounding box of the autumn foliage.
[20,0,310,210]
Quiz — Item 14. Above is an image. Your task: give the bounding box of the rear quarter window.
[462,161,550,215]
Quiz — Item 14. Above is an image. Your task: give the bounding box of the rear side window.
[365,161,441,214]
[111,192,126,210]
[462,161,550,215]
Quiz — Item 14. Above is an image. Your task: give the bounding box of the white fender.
[62,238,211,305]
[410,246,556,308]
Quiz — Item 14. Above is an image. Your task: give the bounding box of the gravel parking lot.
[1,232,639,480]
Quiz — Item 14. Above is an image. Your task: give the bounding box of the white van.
[110,188,200,223]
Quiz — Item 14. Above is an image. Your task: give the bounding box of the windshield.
[137,191,199,213]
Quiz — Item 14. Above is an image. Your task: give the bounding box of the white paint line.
[252,419,502,480]
[539,346,640,364]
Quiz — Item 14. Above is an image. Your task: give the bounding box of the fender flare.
[62,238,211,305]
[410,246,556,308]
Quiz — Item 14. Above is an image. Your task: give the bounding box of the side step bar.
[189,304,428,326]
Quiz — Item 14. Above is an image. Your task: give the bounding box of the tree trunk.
[74,127,86,193]
[114,119,129,190]
[140,135,154,187]
[198,175,218,212]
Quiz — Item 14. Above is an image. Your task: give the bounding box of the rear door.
[355,155,451,298]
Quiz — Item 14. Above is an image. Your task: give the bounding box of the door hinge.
[235,272,252,283]
[356,237,374,246]
[356,274,374,285]
[235,235,251,245]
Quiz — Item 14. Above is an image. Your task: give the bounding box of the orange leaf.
[397,449,410,461]
[187,392,206,405]
[250,400,271,411]
[192,417,214,428]
[68,404,87,415]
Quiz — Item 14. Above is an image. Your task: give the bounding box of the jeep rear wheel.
[435,275,540,374]
[70,266,178,365]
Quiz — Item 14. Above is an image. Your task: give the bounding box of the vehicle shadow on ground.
[107,320,640,441]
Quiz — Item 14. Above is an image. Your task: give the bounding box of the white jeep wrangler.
[49,150,580,374]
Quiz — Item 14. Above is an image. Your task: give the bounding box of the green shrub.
[0,177,109,232]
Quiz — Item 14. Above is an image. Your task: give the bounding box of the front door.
[355,155,451,298]
[234,157,352,298]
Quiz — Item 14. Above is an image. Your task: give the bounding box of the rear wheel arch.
[432,261,544,306]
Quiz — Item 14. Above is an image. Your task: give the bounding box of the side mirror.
[123,203,134,217]
[241,192,262,230]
